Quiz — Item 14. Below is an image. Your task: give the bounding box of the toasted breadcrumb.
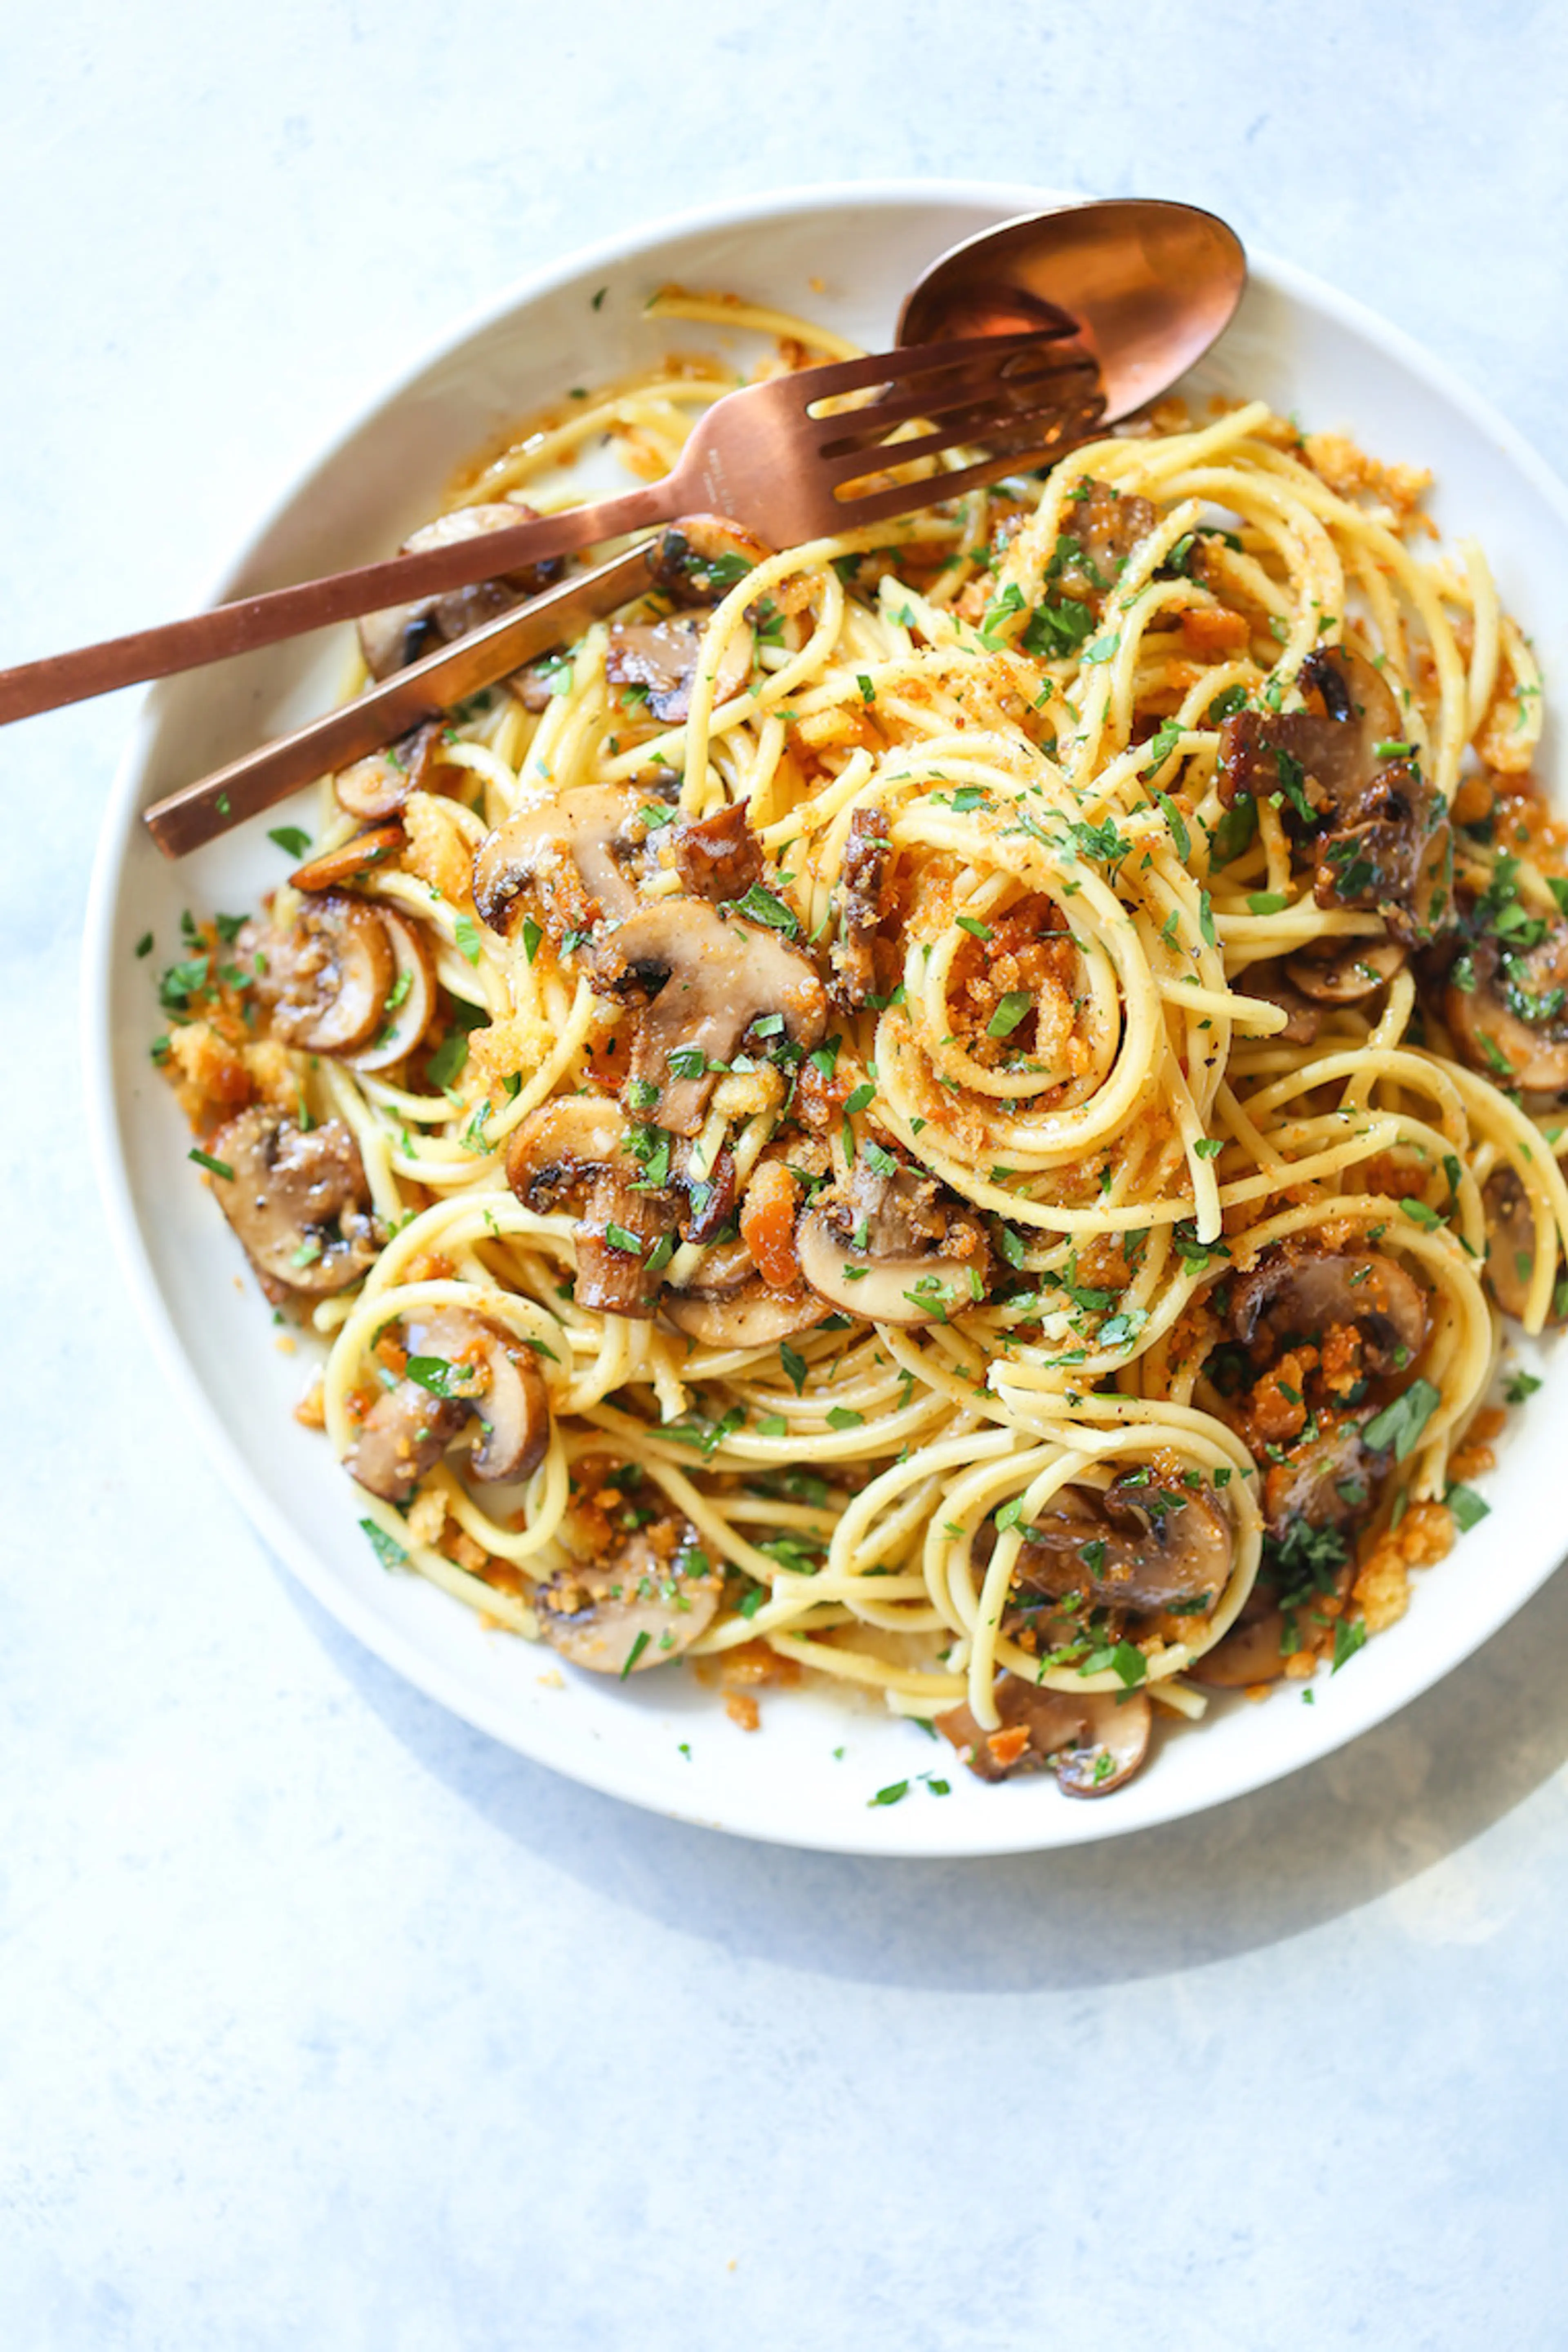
[1303,431,1433,520]
[1354,1501,1455,1635]
[400,789,474,903]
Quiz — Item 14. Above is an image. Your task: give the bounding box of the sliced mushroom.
[663,1281,829,1348]
[1258,1416,1385,1540]
[347,1305,551,1502]
[206,1108,382,1305]
[257,889,437,1069]
[357,502,564,683]
[263,891,397,1055]
[472,784,652,938]
[1186,1592,1292,1688]
[604,612,754,723]
[593,899,827,1136]
[1445,928,1568,1092]
[795,1158,991,1324]
[1285,935,1407,1003]
[1236,959,1321,1045]
[1216,644,1403,818]
[506,1096,677,1319]
[1313,755,1452,944]
[1058,479,1157,590]
[343,905,437,1073]
[1217,646,1451,945]
[1014,1475,1233,1617]
[287,824,405,895]
[1227,1241,1429,1376]
[937,1675,1152,1796]
[831,804,892,1010]
[647,513,774,606]
[532,1521,721,1674]
[1481,1163,1564,1322]
[668,799,763,902]
[334,722,443,822]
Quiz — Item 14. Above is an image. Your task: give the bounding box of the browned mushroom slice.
[831,804,893,1010]
[1257,1417,1385,1539]
[334,723,443,822]
[347,1306,551,1502]
[265,894,394,1056]
[1313,757,1452,944]
[795,1159,991,1324]
[1057,479,1157,589]
[1237,959,1321,1045]
[506,1097,678,1319]
[668,800,763,902]
[344,906,437,1073]
[595,900,828,1136]
[472,784,652,937]
[1016,1475,1233,1617]
[1284,935,1406,1003]
[604,613,753,723]
[1481,1163,1563,1322]
[287,824,405,895]
[648,513,774,606]
[663,1280,830,1348]
[1216,644,1403,817]
[206,1108,382,1304]
[532,1523,722,1674]
[937,1675,1152,1795]
[1445,929,1568,1092]
[357,502,564,682]
[1227,1241,1429,1375]
[1186,1592,1292,1688]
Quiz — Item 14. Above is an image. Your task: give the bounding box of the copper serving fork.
[0,328,1101,736]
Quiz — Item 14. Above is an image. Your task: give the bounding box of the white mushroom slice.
[937,1677,1153,1797]
[795,1160,991,1324]
[605,613,753,722]
[345,905,437,1073]
[663,1281,830,1348]
[357,502,562,682]
[1053,1690,1153,1797]
[506,1096,678,1319]
[648,513,775,605]
[532,1526,721,1674]
[1018,1476,1234,1617]
[335,723,443,822]
[597,900,827,1136]
[472,784,652,936]
[265,891,396,1055]
[1227,1242,1428,1376]
[1446,928,1568,1093]
[1284,935,1406,1003]
[207,1109,381,1305]
[347,1307,551,1502]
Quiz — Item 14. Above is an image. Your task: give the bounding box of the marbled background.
[4,4,1567,2345]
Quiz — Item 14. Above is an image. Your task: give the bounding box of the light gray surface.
[4,4,1566,2345]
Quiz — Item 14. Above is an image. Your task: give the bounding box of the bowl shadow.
[283,1559,1568,1994]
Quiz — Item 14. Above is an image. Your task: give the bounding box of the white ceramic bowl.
[85,179,1568,1856]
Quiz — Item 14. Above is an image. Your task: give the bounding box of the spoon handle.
[142,540,659,859]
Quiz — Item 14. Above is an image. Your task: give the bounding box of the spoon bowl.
[897,196,1247,420]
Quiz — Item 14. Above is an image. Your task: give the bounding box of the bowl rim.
[81,175,1568,1856]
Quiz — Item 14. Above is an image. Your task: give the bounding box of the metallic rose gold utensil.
[0,329,1099,729]
[897,197,1246,421]
[141,541,659,858]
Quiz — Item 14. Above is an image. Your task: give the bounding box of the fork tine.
[814,383,1104,488]
[787,327,1083,408]
[814,350,1097,453]
[828,401,1108,528]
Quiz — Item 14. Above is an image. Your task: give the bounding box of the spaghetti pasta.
[154,307,1564,1801]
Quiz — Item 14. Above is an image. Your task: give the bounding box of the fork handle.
[142,539,661,859]
[0,482,675,725]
